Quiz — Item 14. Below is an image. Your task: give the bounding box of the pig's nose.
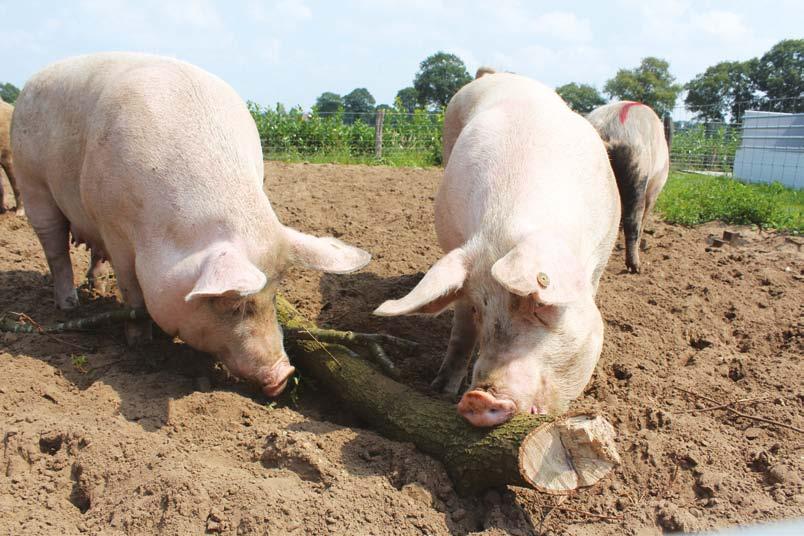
[457,390,516,427]
[260,361,295,398]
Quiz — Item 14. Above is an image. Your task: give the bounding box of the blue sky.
[1,0,801,112]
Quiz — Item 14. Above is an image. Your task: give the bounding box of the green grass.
[657,172,802,233]
[265,149,438,167]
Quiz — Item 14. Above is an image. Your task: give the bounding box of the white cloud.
[161,0,221,29]
[692,10,750,41]
[531,11,592,42]
[276,0,312,21]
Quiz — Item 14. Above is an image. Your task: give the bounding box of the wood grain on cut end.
[519,416,619,494]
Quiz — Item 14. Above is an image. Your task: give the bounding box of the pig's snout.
[457,390,517,427]
[259,361,296,398]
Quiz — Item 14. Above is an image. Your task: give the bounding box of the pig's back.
[438,74,619,258]
[587,102,669,179]
[12,53,266,247]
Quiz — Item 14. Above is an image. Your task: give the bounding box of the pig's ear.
[284,227,371,274]
[491,236,588,305]
[185,247,267,302]
[374,248,467,316]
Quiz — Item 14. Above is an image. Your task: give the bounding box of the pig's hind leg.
[431,299,478,395]
[24,191,78,310]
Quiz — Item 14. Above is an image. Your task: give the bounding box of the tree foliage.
[604,57,682,117]
[413,52,472,110]
[685,60,759,123]
[0,82,20,104]
[343,87,376,124]
[753,39,804,112]
[315,92,343,115]
[555,83,606,114]
[395,86,418,114]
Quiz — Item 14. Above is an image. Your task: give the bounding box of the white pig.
[12,53,370,397]
[375,72,620,426]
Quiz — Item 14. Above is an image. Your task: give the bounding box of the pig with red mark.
[586,101,672,273]
[11,53,370,397]
[375,71,620,427]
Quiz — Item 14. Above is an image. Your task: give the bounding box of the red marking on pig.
[619,102,643,124]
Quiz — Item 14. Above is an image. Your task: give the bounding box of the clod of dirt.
[744,427,765,440]
[689,336,714,350]
[695,469,725,498]
[612,363,632,380]
[657,501,701,533]
[728,359,746,381]
[645,408,672,430]
[767,464,797,485]
[401,483,434,507]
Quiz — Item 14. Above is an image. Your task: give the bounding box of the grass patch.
[657,172,802,233]
[265,149,438,168]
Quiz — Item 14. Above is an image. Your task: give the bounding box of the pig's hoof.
[56,290,79,311]
[430,373,463,396]
[125,319,153,346]
[14,207,25,217]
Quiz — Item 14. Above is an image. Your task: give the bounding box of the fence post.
[374,109,385,159]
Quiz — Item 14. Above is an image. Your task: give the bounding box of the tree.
[394,86,419,114]
[753,39,804,112]
[685,60,759,123]
[413,52,472,110]
[555,83,606,114]
[0,82,20,104]
[315,92,343,116]
[603,57,682,118]
[395,86,418,114]
[343,88,376,124]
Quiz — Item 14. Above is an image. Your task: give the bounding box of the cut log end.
[519,415,620,494]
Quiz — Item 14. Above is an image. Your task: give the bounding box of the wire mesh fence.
[248,102,444,166]
[249,96,803,187]
[669,96,803,188]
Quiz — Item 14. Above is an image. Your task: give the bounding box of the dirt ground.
[1,162,802,535]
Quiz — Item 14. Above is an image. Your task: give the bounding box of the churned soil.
[1,162,802,535]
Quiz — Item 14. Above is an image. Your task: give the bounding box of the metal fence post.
[374,109,385,159]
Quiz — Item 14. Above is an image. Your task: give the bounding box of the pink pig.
[12,53,370,397]
[375,70,620,426]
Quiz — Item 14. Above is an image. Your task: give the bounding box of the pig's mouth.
[458,387,552,427]
[257,361,296,398]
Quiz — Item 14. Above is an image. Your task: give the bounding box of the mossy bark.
[276,295,554,494]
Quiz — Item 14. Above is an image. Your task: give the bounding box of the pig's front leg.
[109,252,153,345]
[431,298,478,395]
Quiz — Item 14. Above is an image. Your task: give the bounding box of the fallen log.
[275,295,620,495]
[1,298,621,495]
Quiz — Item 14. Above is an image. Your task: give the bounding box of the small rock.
[744,427,764,440]
[710,238,726,248]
